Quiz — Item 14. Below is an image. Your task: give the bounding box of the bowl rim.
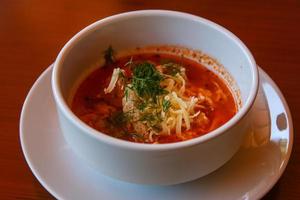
[52,9,258,151]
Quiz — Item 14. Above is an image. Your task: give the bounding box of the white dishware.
[51,10,258,185]
[20,65,292,200]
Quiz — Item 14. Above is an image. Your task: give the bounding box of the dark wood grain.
[1,0,299,199]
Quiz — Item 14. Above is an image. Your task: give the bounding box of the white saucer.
[20,65,293,200]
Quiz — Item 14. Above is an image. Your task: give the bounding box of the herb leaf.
[162,99,171,112]
[139,112,162,125]
[137,101,147,111]
[132,62,166,102]
[124,86,130,101]
[104,46,115,64]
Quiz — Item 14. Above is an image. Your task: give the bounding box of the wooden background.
[1,0,299,199]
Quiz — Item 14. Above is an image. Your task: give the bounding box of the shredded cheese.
[176,113,183,135]
[176,74,186,95]
[105,61,213,142]
[104,68,122,94]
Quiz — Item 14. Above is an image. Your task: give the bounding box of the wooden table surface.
[1,0,299,199]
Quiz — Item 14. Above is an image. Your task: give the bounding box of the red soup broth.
[71,53,237,144]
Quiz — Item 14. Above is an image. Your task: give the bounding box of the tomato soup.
[71,49,237,144]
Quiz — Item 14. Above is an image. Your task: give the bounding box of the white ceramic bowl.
[52,10,258,185]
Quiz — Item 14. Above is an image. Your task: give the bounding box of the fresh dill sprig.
[131,62,166,102]
[139,112,162,125]
[104,46,115,64]
[162,99,171,112]
[124,86,130,101]
[137,101,147,111]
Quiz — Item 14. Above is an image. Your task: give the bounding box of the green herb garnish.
[139,113,156,122]
[137,101,147,111]
[104,46,115,64]
[162,99,171,112]
[139,112,162,124]
[124,86,130,101]
[131,62,166,102]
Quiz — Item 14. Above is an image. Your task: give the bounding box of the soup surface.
[71,47,237,144]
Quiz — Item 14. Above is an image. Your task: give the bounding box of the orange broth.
[71,53,237,144]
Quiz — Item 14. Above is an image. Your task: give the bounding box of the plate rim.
[19,65,64,200]
[19,64,294,200]
[254,67,293,199]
